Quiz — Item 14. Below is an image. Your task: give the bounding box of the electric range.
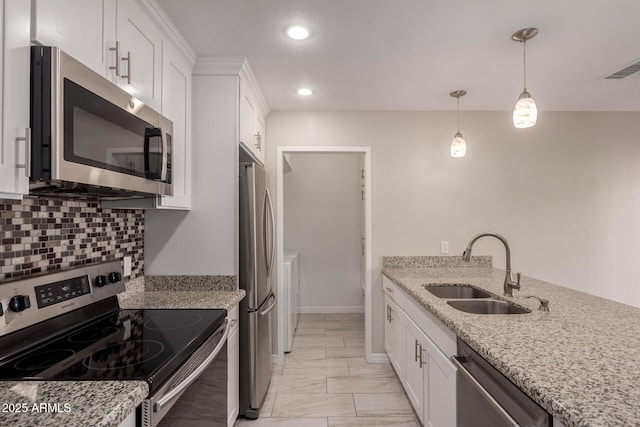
[0,261,229,426]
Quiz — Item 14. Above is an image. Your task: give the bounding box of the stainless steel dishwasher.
[452,339,552,427]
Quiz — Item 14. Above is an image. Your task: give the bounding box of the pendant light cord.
[457,97,460,132]
[522,40,527,91]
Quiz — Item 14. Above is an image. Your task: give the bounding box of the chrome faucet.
[462,232,521,297]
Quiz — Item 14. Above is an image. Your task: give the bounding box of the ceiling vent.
[604,59,640,79]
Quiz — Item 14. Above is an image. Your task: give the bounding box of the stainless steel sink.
[447,299,531,314]
[424,284,492,299]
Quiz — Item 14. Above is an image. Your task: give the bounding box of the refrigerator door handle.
[259,292,277,317]
[265,187,276,278]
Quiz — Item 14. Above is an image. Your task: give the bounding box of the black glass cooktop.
[0,309,226,393]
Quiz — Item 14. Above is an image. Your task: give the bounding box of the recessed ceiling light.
[296,88,313,96]
[287,26,310,40]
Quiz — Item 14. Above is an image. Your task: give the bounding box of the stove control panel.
[0,261,125,337]
[35,275,91,309]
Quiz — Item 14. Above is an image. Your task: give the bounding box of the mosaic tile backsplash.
[0,197,144,281]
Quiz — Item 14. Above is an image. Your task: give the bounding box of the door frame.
[275,146,373,363]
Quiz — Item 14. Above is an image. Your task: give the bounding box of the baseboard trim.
[367,353,389,364]
[272,354,284,365]
[298,306,364,314]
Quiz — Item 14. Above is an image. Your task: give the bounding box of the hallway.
[237,313,418,426]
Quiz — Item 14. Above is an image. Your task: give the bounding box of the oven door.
[30,46,173,196]
[142,320,230,427]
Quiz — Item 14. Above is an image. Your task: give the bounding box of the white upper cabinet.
[158,39,192,209]
[115,0,162,111]
[32,0,163,111]
[31,0,195,208]
[31,0,117,81]
[239,64,268,165]
[0,0,31,199]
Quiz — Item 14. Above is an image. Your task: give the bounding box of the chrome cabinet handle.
[254,131,262,151]
[154,320,229,413]
[15,128,31,177]
[121,51,131,84]
[414,339,420,362]
[386,304,390,322]
[389,306,393,321]
[419,346,426,368]
[109,42,120,76]
[452,356,519,427]
[385,287,393,293]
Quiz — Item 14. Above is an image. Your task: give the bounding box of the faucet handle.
[516,272,521,288]
[526,295,550,312]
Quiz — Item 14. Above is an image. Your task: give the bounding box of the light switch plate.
[440,241,449,254]
[123,256,132,277]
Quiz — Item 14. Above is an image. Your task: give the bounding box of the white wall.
[145,75,238,275]
[266,111,640,353]
[284,153,364,312]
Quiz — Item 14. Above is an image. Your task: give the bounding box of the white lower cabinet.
[383,276,457,427]
[384,293,405,378]
[426,336,457,427]
[404,317,426,423]
[227,305,240,427]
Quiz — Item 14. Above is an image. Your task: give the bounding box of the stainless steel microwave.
[29,46,173,198]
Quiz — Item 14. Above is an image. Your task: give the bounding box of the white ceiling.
[157,0,640,112]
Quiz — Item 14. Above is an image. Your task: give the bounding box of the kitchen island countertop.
[0,286,245,427]
[382,266,640,427]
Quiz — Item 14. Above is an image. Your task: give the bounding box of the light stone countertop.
[0,284,245,427]
[118,289,246,310]
[382,266,640,427]
[0,381,147,427]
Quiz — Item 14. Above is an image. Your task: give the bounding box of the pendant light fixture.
[512,28,539,128]
[450,90,467,158]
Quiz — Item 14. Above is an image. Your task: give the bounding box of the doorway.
[275,146,373,364]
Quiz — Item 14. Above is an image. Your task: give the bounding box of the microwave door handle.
[160,129,168,182]
[143,127,163,180]
[144,129,151,177]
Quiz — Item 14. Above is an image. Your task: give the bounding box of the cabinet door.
[384,295,405,377]
[240,88,255,156]
[404,319,426,424]
[31,0,117,79]
[158,40,192,209]
[0,0,30,198]
[425,338,456,427]
[116,0,162,111]
[384,294,395,362]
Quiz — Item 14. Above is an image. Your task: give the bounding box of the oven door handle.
[153,320,230,413]
[451,356,519,427]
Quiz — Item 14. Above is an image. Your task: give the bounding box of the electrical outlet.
[123,256,132,277]
[440,241,449,254]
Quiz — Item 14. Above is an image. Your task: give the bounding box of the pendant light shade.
[512,28,538,128]
[451,132,466,157]
[513,91,537,128]
[450,90,467,158]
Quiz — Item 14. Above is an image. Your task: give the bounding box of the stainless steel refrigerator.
[239,160,276,419]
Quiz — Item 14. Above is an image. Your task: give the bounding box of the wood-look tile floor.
[235,313,418,427]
